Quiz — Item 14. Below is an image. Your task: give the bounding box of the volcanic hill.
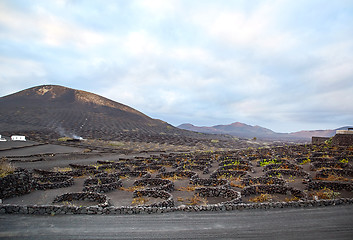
[0,85,191,141]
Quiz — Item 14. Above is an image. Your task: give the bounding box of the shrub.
[249,194,272,202]
[187,194,208,205]
[0,158,15,178]
[311,187,340,200]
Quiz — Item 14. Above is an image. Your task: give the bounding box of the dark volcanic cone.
[0,85,181,140]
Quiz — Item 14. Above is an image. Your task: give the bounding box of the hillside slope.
[0,85,184,140]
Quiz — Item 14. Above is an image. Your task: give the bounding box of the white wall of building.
[11,135,26,141]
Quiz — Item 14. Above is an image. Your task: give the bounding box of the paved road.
[1,205,353,239]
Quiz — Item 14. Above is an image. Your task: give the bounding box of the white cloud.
[0,57,47,96]
[123,30,162,56]
[0,2,104,49]
[0,57,46,79]
[132,0,179,19]
[192,1,298,54]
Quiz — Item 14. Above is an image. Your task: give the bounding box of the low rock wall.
[97,163,126,170]
[265,169,309,178]
[190,178,229,188]
[241,184,306,199]
[33,168,84,177]
[218,165,252,171]
[83,176,122,193]
[309,162,350,171]
[156,171,199,180]
[210,170,248,179]
[133,190,174,208]
[307,181,353,191]
[34,176,74,190]
[219,159,250,166]
[0,169,33,199]
[53,192,110,207]
[2,198,353,215]
[195,188,241,204]
[241,176,286,186]
[119,171,148,178]
[263,163,302,171]
[133,178,174,192]
[315,169,353,178]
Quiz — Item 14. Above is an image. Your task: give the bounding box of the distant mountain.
[178,122,278,139]
[178,122,284,140]
[288,126,352,139]
[178,123,352,141]
[0,85,186,140]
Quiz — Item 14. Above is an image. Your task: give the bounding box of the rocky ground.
[1,138,352,210]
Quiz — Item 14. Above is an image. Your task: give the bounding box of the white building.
[11,135,26,141]
[336,129,353,135]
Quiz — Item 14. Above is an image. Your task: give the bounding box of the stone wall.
[265,169,309,178]
[263,163,302,172]
[312,137,330,145]
[133,190,174,208]
[53,192,110,208]
[307,181,353,191]
[34,176,74,190]
[133,178,174,192]
[241,184,306,199]
[190,178,229,188]
[241,176,286,186]
[332,134,353,146]
[316,169,353,178]
[0,169,33,199]
[83,176,122,193]
[195,188,241,204]
[156,171,198,180]
[309,162,350,171]
[2,198,353,215]
[209,170,248,179]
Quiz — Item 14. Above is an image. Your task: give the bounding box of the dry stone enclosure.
[1,143,353,214]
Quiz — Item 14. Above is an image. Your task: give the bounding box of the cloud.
[0,1,104,49]
[0,56,47,95]
[191,1,298,55]
[0,0,352,133]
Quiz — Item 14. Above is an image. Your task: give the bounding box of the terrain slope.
[0,85,189,140]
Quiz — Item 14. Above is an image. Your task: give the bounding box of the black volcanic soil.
[2,140,353,208]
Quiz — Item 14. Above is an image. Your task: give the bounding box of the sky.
[1,0,352,133]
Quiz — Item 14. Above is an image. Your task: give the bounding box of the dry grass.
[249,194,273,202]
[314,174,349,182]
[146,168,159,174]
[0,159,15,178]
[53,167,72,172]
[131,196,149,205]
[186,194,208,205]
[310,187,341,200]
[104,168,116,174]
[230,181,245,188]
[120,186,144,192]
[176,185,201,192]
[217,174,242,181]
[161,175,185,181]
[284,196,300,202]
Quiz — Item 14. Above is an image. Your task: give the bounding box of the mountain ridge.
[177,123,352,141]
